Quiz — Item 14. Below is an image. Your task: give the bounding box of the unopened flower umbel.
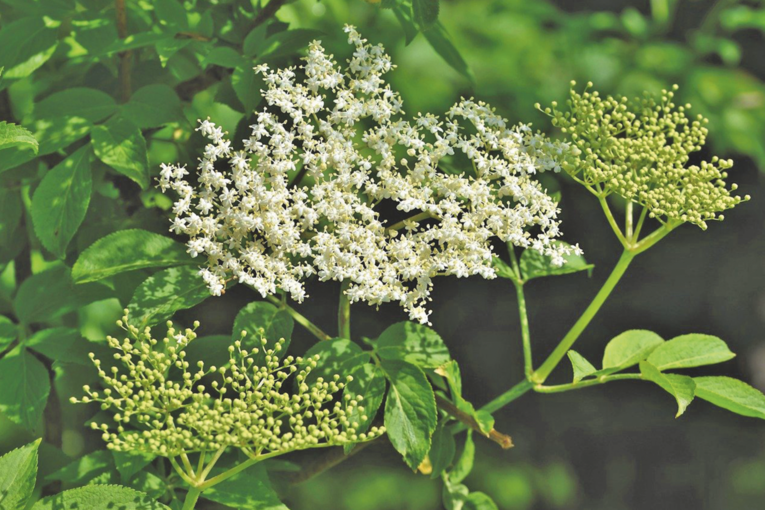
[159,26,577,323]
[72,311,382,459]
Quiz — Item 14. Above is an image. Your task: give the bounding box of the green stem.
[534,373,642,393]
[338,280,351,339]
[532,249,636,383]
[598,196,628,247]
[266,296,331,341]
[181,487,202,510]
[508,246,532,378]
[625,201,634,240]
[480,379,534,416]
[386,211,432,232]
[632,206,648,242]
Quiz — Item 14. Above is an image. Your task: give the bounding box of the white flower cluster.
[159,26,578,323]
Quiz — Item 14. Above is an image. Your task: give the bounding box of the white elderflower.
[159,26,576,323]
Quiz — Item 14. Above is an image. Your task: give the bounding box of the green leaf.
[381,359,437,470]
[91,117,149,189]
[155,0,188,30]
[0,18,58,80]
[127,266,212,328]
[442,475,470,510]
[201,464,288,510]
[0,439,39,510]
[0,188,23,258]
[413,0,440,28]
[257,29,325,61]
[490,256,519,284]
[243,25,268,57]
[646,334,736,371]
[343,364,386,453]
[232,302,294,357]
[465,492,499,510]
[32,485,171,510]
[14,266,112,324]
[567,350,597,383]
[121,84,183,129]
[99,33,173,56]
[422,23,473,81]
[0,122,38,153]
[45,450,113,484]
[377,321,451,369]
[34,88,117,123]
[520,241,593,282]
[449,430,474,484]
[0,347,50,430]
[303,338,369,385]
[73,229,193,283]
[429,421,456,479]
[202,47,246,69]
[182,335,232,373]
[26,328,93,365]
[640,361,695,418]
[435,361,493,435]
[0,315,17,350]
[602,330,664,371]
[31,146,92,258]
[112,451,155,482]
[392,4,419,45]
[694,376,765,420]
[231,65,262,113]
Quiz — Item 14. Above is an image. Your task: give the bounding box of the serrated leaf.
[343,364,386,453]
[121,84,183,129]
[435,360,493,435]
[257,29,325,61]
[646,334,735,371]
[381,359,437,470]
[45,450,113,484]
[694,376,765,420]
[232,301,294,360]
[26,328,93,365]
[520,241,593,281]
[201,464,288,510]
[243,25,268,57]
[112,451,155,482]
[303,338,369,385]
[377,321,451,369]
[0,121,37,153]
[99,33,173,55]
[0,347,50,430]
[0,439,39,510]
[392,4,419,45]
[0,18,58,80]
[429,421,456,479]
[449,431,474,484]
[31,485,171,510]
[34,88,117,123]
[181,335,231,373]
[14,265,112,324]
[91,117,149,189]
[413,0,440,28]
[127,266,212,328]
[567,350,597,383]
[0,315,17,350]
[202,47,246,69]
[73,229,193,283]
[422,23,472,81]
[602,330,664,371]
[231,65,262,113]
[640,361,695,418]
[155,0,188,30]
[31,145,92,258]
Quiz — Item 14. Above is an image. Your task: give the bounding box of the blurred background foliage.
[0,0,763,509]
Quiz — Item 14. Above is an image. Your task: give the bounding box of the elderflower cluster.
[72,311,382,458]
[159,26,577,324]
[542,82,749,229]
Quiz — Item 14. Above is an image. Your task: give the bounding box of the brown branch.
[252,0,290,30]
[115,0,132,102]
[435,394,513,449]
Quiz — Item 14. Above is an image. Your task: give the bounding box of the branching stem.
[338,280,351,339]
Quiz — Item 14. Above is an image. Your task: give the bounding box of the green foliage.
[31,485,171,510]
[377,322,451,369]
[601,330,664,372]
[428,422,456,479]
[91,117,150,190]
[0,346,50,430]
[343,364,387,452]
[646,334,736,370]
[126,266,211,327]
[0,122,38,153]
[232,301,294,356]
[693,376,765,420]
[200,464,288,510]
[519,242,593,281]
[381,359,438,470]
[34,88,117,123]
[567,350,597,383]
[304,338,369,385]
[0,439,39,510]
[639,361,696,418]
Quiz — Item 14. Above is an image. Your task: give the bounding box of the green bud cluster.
[539,82,749,229]
[72,310,383,458]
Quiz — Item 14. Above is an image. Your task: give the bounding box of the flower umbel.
[72,311,382,459]
[159,26,577,324]
[542,82,749,229]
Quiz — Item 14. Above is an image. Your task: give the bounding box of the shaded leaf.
[343,364,386,453]
[31,146,92,258]
[422,23,472,81]
[490,256,519,284]
[31,485,171,510]
[0,315,17,350]
[520,241,592,281]
[34,88,117,123]
[429,421,456,479]
[45,450,113,484]
[640,361,695,418]
[112,451,156,482]
[449,431,474,484]
[127,266,212,328]
[413,0,440,28]
[202,47,245,69]
[0,121,38,152]
[91,117,149,189]
[26,328,93,365]
[0,18,58,80]
[303,338,369,385]
[0,347,50,430]
[73,229,193,283]
[121,84,183,129]
[201,464,288,510]
[0,439,39,510]
[694,376,765,420]
[377,321,451,369]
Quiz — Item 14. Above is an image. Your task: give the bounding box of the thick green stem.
[534,373,642,393]
[450,380,534,435]
[181,487,201,510]
[508,245,532,378]
[532,249,636,383]
[338,280,351,339]
[599,196,628,247]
